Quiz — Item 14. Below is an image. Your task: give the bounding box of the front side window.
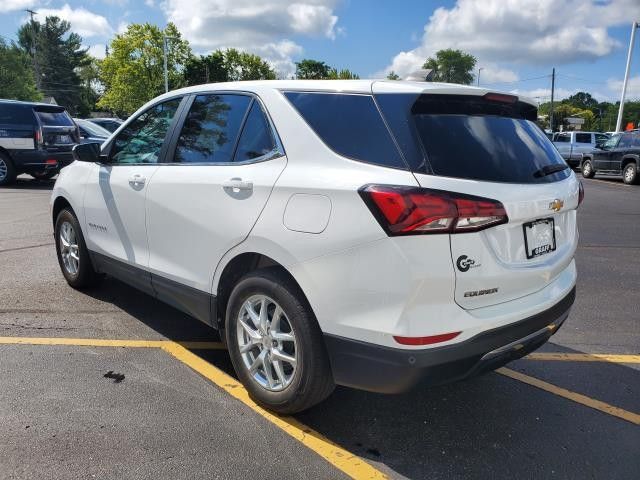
[554,134,570,143]
[174,94,251,163]
[110,98,182,165]
[575,133,592,144]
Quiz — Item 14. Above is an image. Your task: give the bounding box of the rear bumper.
[10,149,74,172]
[324,286,575,394]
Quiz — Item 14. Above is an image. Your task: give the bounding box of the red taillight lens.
[393,331,461,346]
[578,181,584,207]
[34,129,43,148]
[359,185,508,235]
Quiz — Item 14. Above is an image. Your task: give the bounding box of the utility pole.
[549,68,556,131]
[163,35,169,93]
[477,67,483,86]
[615,21,639,132]
[25,9,40,89]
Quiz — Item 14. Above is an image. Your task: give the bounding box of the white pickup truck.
[553,131,610,168]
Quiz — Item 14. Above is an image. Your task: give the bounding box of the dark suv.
[0,100,79,185]
[581,130,640,184]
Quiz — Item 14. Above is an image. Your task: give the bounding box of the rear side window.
[284,92,405,169]
[377,93,569,184]
[0,104,35,124]
[35,108,74,126]
[235,102,276,162]
[575,133,592,143]
[174,94,251,163]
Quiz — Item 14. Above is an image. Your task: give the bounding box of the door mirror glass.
[72,142,102,163]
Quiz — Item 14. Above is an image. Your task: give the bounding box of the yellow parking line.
[162,342,388,480]
[497,367,640,425]
[0,336,167,348]
[526,352,640,363]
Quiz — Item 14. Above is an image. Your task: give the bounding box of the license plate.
[523,218,556,259]
[57,135,72,143]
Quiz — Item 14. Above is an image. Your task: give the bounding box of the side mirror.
[72,142,106,163]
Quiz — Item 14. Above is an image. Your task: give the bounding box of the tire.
[0,152,17,186]
[31,170,57,181]
[225,268,334,414]
[581,159,595,179]
[622,163,639,185]
[54,208,102,289]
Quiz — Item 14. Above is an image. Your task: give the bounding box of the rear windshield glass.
[35,109,74,126]
[378,94,569,184]
[284,92,406,169]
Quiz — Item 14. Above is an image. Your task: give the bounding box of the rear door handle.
[128,174,146,187]
[222,178,253,191]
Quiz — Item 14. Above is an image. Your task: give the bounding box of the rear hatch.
[34,106,79,152]
[374,86,580,309]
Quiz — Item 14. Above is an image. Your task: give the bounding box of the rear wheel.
[0,153,17,186]
[225,268,334,414]
[581,160,595,178]
[623,163,638,185]
[55,208,102,288]
[31,170,57,181]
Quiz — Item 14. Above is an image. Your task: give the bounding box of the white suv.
[51,80,581,413]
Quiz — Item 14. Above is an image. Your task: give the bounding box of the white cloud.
[0,0,36,13]
[33,4,112,38]
[144,0,155,6]
[163,0,340,77]
[87,44,107,59]
[117,21,129,34]
[607,76,640,100]
[381,0,640,79]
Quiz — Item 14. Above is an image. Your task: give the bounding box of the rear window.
[284,92,405,169]
[378,93,569,184]
[35,108,74,126]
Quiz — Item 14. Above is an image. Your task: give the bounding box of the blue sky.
[1,0,639,102]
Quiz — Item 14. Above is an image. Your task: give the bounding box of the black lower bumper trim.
[324,287,576,394]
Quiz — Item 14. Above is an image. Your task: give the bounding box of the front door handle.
[222,178,253,191]
[128,174,146,187]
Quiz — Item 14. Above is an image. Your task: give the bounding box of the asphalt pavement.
[0,174,638,479]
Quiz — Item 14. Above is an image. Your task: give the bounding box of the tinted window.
[618,133,633,148]
[235,102,276,162]
[409,95,569,183]
[575,133,592,144]
[76,119,110,138]
[284,92,405,169]
[111,98,181,164]
[0,104,35,124]
[633,132,640,147]
[35,108,74,126]
[174,94,251,164]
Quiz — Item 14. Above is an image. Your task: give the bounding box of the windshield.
[602,134,620,149]
[75,119,110,138]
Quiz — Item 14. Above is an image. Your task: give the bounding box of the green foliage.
[223,48,276,81]
[326,68,359,79]
[18,16,88,113]
[386,71,400,80]
[295,59,331,79]
[98,23,191,116]
[184,51,227,85]
[0,39,41,101]
[423,49,477,85]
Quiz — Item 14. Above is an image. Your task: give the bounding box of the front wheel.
[55,208,102,288]
[581,160,595,178]
[623,163,638,185]
[225,268,334,414]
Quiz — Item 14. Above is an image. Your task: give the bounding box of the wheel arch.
[51,195,75,228]
[621,155,639,169]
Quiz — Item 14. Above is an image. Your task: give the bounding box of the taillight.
[578,181,584,207]
[34,129,43,148]
[359,185,508,235]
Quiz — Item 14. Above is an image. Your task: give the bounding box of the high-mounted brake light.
[483,92,518,104]
[359,185,508,236]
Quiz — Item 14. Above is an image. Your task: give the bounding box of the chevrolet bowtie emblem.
[549,199,564,212]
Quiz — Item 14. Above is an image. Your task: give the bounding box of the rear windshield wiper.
[533,164,569,178]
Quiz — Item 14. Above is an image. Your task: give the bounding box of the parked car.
[74,118,111,143]
[86,117,123,133]
[0,100,79,184]
[553,131,609,168]
[581,130,640,184]
[51,81,580,413]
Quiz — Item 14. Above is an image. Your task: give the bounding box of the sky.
[1,0,639,103]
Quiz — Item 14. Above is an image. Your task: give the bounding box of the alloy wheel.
[0,158,7,181]
[236,294,297,391]
[59,221,80,275]
[624,166,634,183]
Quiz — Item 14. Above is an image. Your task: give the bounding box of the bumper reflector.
[393,331,461,346]
[45,159,58,165]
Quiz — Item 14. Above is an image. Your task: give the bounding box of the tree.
[77,57,102,117]
[184,51,227,85]
[0,39,41,101]
[18,16,88,113]
[223,48,276,81]
[423,49,476,85]
[295,59,330,79]
[326,68,359,79]
[565,91,598,112]
[386,71,400,80]
[98,22,191,116]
